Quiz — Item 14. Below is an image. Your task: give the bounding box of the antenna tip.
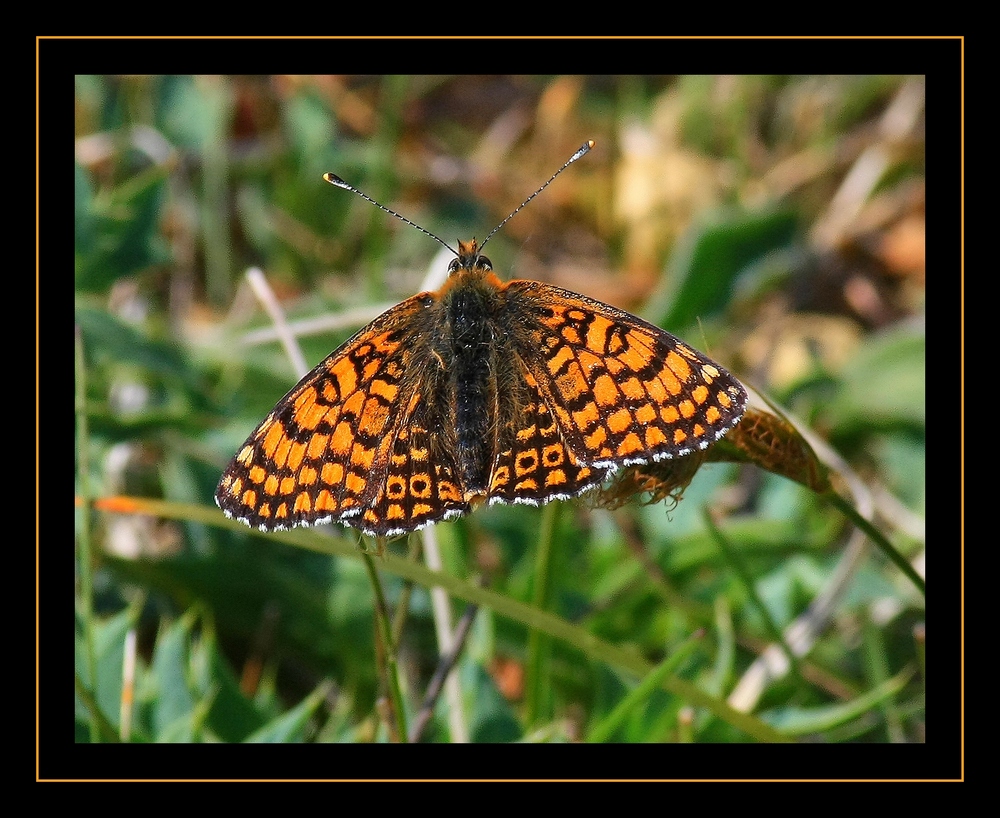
[323,172,349,188]
[570,140,596,163]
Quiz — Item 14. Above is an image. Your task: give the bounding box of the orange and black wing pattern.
[503,280,747,472]
[217,271,747,537]
[215,294,468,536]
[485,366,611,507]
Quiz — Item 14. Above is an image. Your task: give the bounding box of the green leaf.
[645,208,798,331]
[467,664,522,743]
[74,164,171,292]
[245,682,332,743]
[826,323,926,431]
[75,607,138,732]
[760,670,912,735]
[150,615,198,737]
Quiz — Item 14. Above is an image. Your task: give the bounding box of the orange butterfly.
[216,142,747,537]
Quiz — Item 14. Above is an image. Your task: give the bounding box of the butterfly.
[215,142,747,537]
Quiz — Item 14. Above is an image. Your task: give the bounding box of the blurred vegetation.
[73,75,927,756]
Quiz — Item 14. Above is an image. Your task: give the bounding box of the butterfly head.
[448,239,493,277]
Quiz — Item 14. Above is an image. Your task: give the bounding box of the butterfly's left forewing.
[217,295,429,532]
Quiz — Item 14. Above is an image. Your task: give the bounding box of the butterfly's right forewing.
[503,280,748,472]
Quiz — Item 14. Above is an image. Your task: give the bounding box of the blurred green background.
[74,75,927,752]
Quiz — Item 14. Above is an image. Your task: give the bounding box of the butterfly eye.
[447,258,462,274]
[478,255,492,271]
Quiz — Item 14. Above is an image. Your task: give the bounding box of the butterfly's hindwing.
[487,367,610,505]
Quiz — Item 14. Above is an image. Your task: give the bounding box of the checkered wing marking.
[487,367,610,505]
[359,389,470,536]
[505,281,748,469]
[215,294,465,534]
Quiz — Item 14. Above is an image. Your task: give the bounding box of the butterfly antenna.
[479,139,595,251]
[323,172,458,256]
